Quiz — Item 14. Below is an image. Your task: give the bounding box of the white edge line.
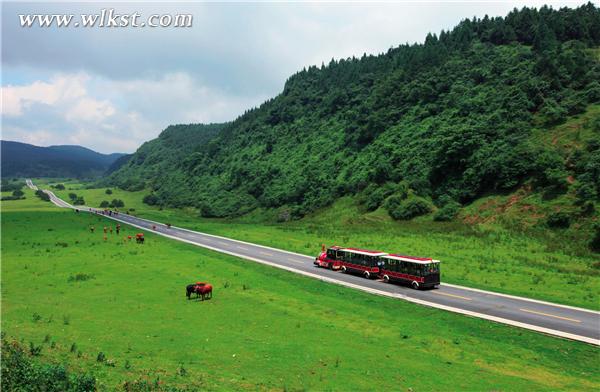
[441,283,600,315]
[44,193,600,346]
[39,184,600,345]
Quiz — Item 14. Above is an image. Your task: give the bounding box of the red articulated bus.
[314,246,387,279]
[379,254,440,289]
[315,246,441,289]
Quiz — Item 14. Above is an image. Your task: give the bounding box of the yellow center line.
[519,308,581,323]
[260,251,274,256]
[433,291,472,301]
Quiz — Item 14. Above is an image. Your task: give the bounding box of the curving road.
[29,180,600,345]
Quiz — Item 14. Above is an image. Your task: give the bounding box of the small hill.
[1,140,126,179]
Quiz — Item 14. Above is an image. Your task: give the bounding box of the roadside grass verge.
[3,193,600,390]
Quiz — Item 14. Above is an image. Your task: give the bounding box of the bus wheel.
[328,263,334,270]
[363,271,370,279]
[383,275,390,283]
[411,281,419,290]
[341,266,347,273]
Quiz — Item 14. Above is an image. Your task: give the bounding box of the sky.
[1,1,594,153]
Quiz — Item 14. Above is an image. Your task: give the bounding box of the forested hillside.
[104,123,225,200]
[108,4,600,248]
[1,141,125,179]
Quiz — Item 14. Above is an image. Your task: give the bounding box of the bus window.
[327,249,337,259]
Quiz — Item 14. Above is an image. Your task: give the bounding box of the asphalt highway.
[29,180,600,345]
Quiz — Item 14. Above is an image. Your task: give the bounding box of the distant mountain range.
[1,140,127,179]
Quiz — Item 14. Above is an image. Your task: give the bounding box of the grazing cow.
[197,284,213,300]
[186,282,213,300]
[186,284,197,299]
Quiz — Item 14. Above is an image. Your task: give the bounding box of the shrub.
[55,184,66,190]
[35,190,50,202]
[12,189,24,197]
[110,199,125,208]
[386,197,431,220]
[1,338,96,391]
[105,189,113,194]
[363,182,402,211]
[540,98,567,126]
[29,342,42,356]
[143,194,159,206]
[68,193,77,200]
[67,273,94,282]
[546,212,571,228]
[434,201,460,221]
[73,197,85,206]
[99,200,110,208]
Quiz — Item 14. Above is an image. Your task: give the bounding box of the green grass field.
[38,179,600,310]
[2,187,600,390]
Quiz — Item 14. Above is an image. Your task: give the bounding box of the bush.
[363,183,400,211]
[1,195,24,201]
[546,212,571,228]
[143,194,159,206]
[1,338,96,392]
[99,200,110,208]
[55,184,66,190]
[12,189,24,197]
[434,201,460,221]
[540,98,567,126]
[105,189,113,195]
[110,199,125,208]
[386,197,431,220]
[68,193,77,200]
[35,190,50,202]
[73,197,85,206]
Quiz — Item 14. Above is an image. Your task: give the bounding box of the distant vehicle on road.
[315,246,440,289]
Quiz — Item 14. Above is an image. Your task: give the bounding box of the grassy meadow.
[2,187,600,391]
[37,179,600,310]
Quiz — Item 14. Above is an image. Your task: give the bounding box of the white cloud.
[2,74,87,116]
[1,71,267,153]
[65,97,116,123]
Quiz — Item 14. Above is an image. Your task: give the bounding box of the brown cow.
[186,282,213,300]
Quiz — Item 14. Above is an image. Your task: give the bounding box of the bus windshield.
[423,263,440,275]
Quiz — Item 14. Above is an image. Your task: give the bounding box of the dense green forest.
[107,4,600,247]
[104,123,225,200]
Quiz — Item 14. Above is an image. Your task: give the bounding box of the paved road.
[33,181,600,345]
